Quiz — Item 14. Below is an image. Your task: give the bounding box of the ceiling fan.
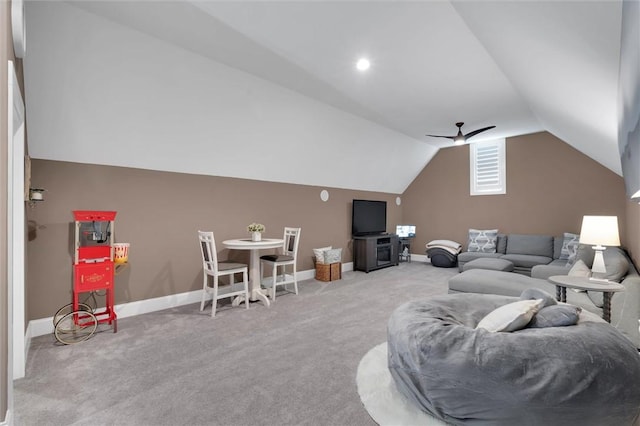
[426,122,496,145]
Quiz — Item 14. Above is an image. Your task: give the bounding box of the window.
[470,139,506,196]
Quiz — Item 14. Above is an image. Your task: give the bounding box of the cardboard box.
[315,262,342,282]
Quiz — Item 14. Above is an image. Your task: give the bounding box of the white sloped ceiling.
[23,1,624,194]
[452,0,623,174]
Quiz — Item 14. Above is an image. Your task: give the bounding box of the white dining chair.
[198,231,249,317]
[260,227,301,301]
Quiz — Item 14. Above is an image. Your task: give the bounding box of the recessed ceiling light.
[356,58,370,71]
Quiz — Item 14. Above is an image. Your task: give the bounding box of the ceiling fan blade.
[464,126,496,140]
[425,138,456,149]
[426,134,456,140]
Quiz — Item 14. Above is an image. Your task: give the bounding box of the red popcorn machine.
[53,210,120,344]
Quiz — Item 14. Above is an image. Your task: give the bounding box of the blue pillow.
[520,288,557,308]
[528,305,582,328]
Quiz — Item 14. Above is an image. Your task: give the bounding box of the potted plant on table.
[247,223,266,242]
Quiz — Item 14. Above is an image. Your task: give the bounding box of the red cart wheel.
[54,310,97,345]
[53,302,92,331]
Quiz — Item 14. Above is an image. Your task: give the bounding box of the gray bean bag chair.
[387,293,640,425]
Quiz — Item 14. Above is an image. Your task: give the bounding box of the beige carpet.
[14,262,457,425]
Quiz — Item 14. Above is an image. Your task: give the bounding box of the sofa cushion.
[568,259,591,278]
[449,269,536,297]
[591,247,630,283]
[463,258,514,272]
[458,251,503,263]
[587,292,604,308]
[553,236,564,260]
[448,269,602,316]
[587,247,631,308]
[531,260,571,280]
[506,234,553,257]
[467,229,498,253]
[500,254,553,268]
[496,234,508,254]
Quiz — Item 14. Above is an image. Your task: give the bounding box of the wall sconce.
[29,188,45,206]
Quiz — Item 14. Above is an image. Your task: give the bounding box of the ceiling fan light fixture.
[426,122,496,146]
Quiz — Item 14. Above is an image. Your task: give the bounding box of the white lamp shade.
[579,216,620,246]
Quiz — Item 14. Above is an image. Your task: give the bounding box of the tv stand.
[353,234,399,273]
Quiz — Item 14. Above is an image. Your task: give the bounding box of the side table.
[398,238,412,263]
[548,275,624,323]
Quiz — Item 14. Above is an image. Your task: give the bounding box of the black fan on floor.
[426,122,496,145]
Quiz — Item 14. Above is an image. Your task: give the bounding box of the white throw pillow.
[313,246,332,264]
[324,248,342,264]
[476,299,545,332]
[568,259,591,278]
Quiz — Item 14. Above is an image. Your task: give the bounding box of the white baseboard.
[410,253,429,263]
[27,265,354,339]
[1,409,12,426]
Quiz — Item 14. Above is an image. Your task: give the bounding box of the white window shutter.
[470,139,506,196]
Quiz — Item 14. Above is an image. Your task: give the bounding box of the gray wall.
[26,160,402,321]
[26,131,636,323]
[402,131,629,252]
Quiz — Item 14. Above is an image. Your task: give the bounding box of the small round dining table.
[222,238,283,307]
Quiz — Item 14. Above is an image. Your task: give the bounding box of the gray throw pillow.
[520,288,557,308]
[568,243,596,268]
[528,305,582,328]
[591,247,630,283]
[568,259,591,278]
[467,229,498,253]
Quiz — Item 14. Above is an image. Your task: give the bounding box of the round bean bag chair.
[387,293,640,426]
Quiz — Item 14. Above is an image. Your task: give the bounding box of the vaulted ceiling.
[25,1,624,193]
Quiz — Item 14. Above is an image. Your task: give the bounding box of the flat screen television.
[396,225,416,238]
[352,199,387,236]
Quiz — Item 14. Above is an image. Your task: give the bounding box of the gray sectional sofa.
[450,241,640,348]
[458,233,568,275]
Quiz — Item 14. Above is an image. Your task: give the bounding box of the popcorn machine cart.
[53,210,119,344]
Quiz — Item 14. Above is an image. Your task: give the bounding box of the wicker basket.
[315,262,342,282]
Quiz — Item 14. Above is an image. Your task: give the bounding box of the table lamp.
[579,215,620,281]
